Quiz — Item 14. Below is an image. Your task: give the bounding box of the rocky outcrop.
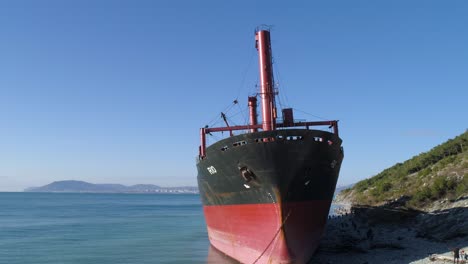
[310,200,468,264]
[416,197,468,241]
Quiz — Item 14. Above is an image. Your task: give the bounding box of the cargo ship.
[196,29,344,264]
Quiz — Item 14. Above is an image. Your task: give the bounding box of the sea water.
[0,193,208,264]
[0,192,338,264]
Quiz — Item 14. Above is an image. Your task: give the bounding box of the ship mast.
[255,30,277,131]
[198,30,340,159]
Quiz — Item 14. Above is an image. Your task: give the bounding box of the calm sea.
[0,193,212,264]
[0,192,337,264]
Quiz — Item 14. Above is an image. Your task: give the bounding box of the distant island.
[25,180,199,194]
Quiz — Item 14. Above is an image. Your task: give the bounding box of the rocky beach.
[309,196,468,263]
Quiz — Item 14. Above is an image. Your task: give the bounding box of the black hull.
[197,129,343,206]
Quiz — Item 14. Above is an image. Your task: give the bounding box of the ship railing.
[199,120,338,159]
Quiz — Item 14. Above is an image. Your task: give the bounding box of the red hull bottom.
[203,200,332,264]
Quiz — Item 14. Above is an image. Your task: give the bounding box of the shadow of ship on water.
[205,199,467,263]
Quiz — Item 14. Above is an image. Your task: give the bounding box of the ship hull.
[197,129,343,264]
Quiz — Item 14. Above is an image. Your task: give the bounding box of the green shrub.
[455,173,468,197]
[419,168,432,178]
[413,187,432,203]
[462,161,468,169]
[355,179,371,192]
[369,181,393,199]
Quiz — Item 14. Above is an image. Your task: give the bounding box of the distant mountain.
[25,180,199,194]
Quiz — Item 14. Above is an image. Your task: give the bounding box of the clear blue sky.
[1,1,467,191]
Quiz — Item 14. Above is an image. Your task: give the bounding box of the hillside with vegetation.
[339,130,468,209]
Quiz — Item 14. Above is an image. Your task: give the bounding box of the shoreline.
[310,199,468,263]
